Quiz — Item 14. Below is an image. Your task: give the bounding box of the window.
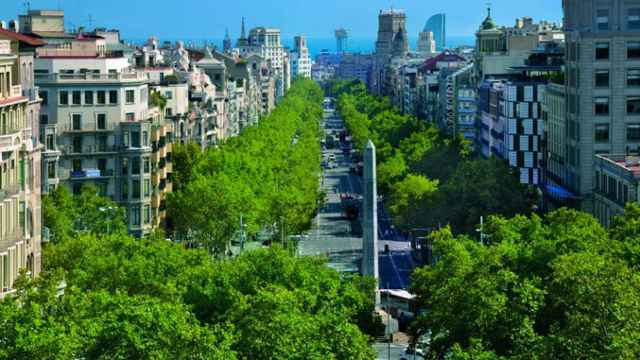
[98,158,107,172]
[629,42,640,59]
[97,113,106,129]
[40,90,48,105]
[72,135,82,153]
[596,42,609,60]
[629,69,640,86]
[72,159,82,172]
[132,157,140,175]
[628,124,640,141]
[595,97,609,115]
[72,91,81,105]
[59,91,69,105]
[143,157,150,173]
[595,70,609,87]
[122,157,129,175]
[629,8,640,29]
[46,134,54,150]
[85,91,94,105]
[166,108,173,116]
[628,96,640,114]
[97,90,106,105]
[109,90,118,104]
[132,180,140,199]
[39,114,48,125]
[144,179,151,197]
[122,180,128,200]
[97,135,107,152]
[131,131,140,148]
[47,161,56,179]
[126,112,135,122]
[164,91,173,99]
[126,90,135,104]
[595,124,610,142]
[123,131,129,147]
[132,207,141,226]
[142,131,148,146]
[72,114,82,130]
[597,9,609,30]
[144,205,151,224]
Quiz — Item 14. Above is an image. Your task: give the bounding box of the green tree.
[42,185,126,244]
[388,174,439,230]
[435,158,536,235]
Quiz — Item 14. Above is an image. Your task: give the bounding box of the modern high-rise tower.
[424,13,446,51]
[335,28,348,54]
[375,9,408,59]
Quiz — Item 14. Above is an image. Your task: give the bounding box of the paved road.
[298,105,363,274]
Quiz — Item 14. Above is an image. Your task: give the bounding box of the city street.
[299,104,363,273]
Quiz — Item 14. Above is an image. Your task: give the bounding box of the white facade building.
[290,36,312,79]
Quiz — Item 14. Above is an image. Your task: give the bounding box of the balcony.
[61,123,116,133]
[61,145,118,155]
[10,84,22,98]
[69,169,114,179]
[34,72,147,84]
[0,184,20,202]
[23,86,39,102]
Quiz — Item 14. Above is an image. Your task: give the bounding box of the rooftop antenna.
[88,14,93,30]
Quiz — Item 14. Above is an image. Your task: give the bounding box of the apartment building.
[593,154,640,227]
[290,36,312,79]
[0,31,45,298]
[438,63,476,141]
[35,34,173,237]
[563,0,640,210]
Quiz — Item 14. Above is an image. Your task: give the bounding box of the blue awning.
[545,183,578,200]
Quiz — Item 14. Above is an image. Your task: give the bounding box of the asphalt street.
[298,105,363,274]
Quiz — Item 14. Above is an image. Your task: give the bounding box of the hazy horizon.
[1,0,561,41]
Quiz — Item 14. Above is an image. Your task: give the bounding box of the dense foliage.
[1,234,376,359]
[333,80,536,235]
[411,207,640,359]
[168,79,324,254]
[43,185,127,243]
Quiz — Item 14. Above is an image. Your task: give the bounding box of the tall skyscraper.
[335,28,348,54]
[562,0,640,207]
[375,9,408,59]
[424,13,446,51]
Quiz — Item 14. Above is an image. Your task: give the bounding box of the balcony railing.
[60,123,117,132]
[61,145,119,155]
[10,85,22,98]
[69,169,114,179]
[0,184,20,202]
[35,72,147,83]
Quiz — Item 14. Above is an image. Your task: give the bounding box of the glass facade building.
[424,13,446,51]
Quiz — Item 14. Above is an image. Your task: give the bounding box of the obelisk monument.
[362,140,379,304]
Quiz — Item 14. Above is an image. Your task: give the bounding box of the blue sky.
[2,0,562,40]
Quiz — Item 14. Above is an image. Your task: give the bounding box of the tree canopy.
[334,80,535,235]
[168,79,324,255]
[410,207,640,359]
